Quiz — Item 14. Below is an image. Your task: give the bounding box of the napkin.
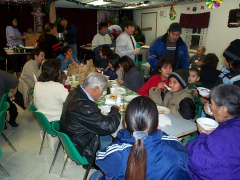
[158,115,172,126]
[105,98,116,105]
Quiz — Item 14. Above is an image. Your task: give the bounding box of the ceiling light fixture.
[87,0,110,6]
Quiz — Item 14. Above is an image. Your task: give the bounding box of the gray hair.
[198,46,206,53]
[211,84,240,118]
[83,72,107,91]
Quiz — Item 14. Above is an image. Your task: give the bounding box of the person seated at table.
[92,22,112,69]
[0,70,19,127]
[60,72,121,165]
[188,84,240,179]
[215,39,240,87]
[57,46,80,70]
[116,56,144,92]
[20,49,45,89]
[199,53,221,89]
[188,46,206,68]
[149,69,196,120]
[37,23,61,59]
[138,57,174,97]
[34,59,68,151]
[90,96,190,180]
[103,54,121,80]
[110,30,119,48]
[188,68,202,103]
[99,46,113,69]
[133,25,146,46]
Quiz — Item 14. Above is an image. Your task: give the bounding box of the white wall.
[133,0,240,67]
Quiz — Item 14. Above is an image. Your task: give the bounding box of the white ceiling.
[55,0,204,9]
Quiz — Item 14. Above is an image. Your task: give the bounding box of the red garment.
[138,74,169,97]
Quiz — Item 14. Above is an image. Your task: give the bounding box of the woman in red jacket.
[138,57,174,97]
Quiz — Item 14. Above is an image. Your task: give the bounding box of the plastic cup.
[72,75,76,81]
[110,88,116,94]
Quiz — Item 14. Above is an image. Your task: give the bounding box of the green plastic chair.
[0,147,10,177]
[28,104,57,155]
[0,90,13,130]
[50,121,91,180]
[0,102,16,152]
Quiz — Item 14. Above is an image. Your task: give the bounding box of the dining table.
[69,77,197,139]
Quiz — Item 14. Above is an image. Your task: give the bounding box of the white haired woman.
[188,84,240,179]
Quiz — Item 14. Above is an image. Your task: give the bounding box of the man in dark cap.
[148,22,189,75]
[215,39,240,86]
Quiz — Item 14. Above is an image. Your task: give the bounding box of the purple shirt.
[6,26,24,46]
[188,117,240,179]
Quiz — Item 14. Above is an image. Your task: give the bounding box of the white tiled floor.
[0,103,97,180]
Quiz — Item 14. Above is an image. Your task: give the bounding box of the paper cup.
[110,88,116,94]
[72,75,76,81]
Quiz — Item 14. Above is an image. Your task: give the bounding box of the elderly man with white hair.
[60,72,121,165]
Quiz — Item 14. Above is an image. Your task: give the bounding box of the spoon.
[207,105,213,115]
[164,84,171,91]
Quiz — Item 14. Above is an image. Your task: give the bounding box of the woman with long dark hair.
[116,56,144,92]
[6,16,26,46]
[37,23,61,59]
[90,96,190,180]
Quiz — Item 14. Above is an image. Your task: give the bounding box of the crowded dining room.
[0,0,240,179]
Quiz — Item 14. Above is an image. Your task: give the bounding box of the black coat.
[60,86,121,164]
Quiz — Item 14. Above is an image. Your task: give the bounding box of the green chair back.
[52,121,89,165]
[0,102,10,135]
[0,147,2,158]
[0,93,8,112]
[28,104,56,136]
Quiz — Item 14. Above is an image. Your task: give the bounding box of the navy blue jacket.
[148,33,189,71]
[96,130,190,180]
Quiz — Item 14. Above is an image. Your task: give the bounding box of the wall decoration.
[201,6,204,10]
[0,0,55,6]
[187,7,190,10]
[206,0,222,9]
[192,7,197,11]
[31,5,45,33]
[169,5,177,20]
[228,9,240,28]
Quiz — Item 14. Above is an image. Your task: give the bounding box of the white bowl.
[115,87,126,94]
[197,117,219,131]
[99,106,111,115]
[197,87,211,96]
[157,106,170,115]
[104,75,109,81]
[124,95,139,102]
[108,80,117,84]
[4,49,14,53]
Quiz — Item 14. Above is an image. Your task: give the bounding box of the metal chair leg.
[0,164,10,177]
[5,120,13,130]
[83,164,92,180]
[39,131,46,155]
[1,133,16,152]
[49,141,61,173]
[60,156,69,178]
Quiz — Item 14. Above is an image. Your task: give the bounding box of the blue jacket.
[215,69,240,87]
[57,54,79,70]
[96,130,190,180]
[104,67,118,80]
[58,23,77,44]
[148,33,189,70]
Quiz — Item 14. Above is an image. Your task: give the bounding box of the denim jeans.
[90,170,105,180]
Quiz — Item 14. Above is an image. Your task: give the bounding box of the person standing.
[188,46,206,68]
[92,22,112,68]
[133,26,145,46]
[6,17,26,46]
[37,23,61,59]
[148,22,189,75]
[58,17,78,57]
[115,21,140,63]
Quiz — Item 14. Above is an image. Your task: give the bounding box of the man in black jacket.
[60,72,120,164]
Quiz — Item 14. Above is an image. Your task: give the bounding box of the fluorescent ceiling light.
[87,0,110,5]
[123,6,137,9]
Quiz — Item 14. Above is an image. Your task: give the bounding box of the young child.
[149,69,196,120]
[138,57,174,97]
[59,71,67,85]
[188,68,202,103]
[104,54,122,80]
